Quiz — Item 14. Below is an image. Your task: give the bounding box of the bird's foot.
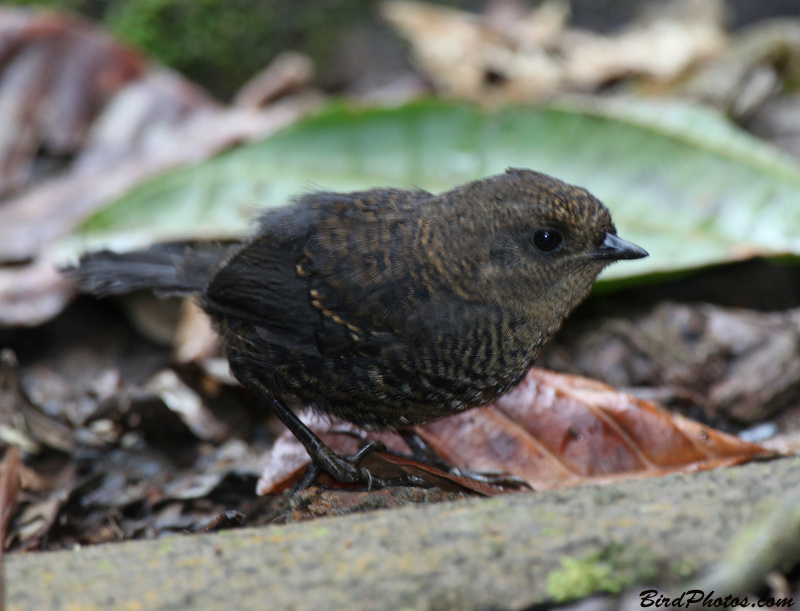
[296,439,433,491]
[233,376,434,492]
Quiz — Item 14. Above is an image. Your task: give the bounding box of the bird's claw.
[295,439,433,491]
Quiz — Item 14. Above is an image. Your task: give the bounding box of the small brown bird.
[71,168,647,487]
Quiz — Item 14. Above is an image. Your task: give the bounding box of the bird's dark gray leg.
[235,367,431,489]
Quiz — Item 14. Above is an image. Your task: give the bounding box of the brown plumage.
[70,168,647,487]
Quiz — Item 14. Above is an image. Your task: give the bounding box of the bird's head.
[432,168,647,340]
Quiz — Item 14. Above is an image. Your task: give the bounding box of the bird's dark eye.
[532,229,563,253]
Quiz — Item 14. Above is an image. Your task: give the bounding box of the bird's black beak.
[589,232,648,261]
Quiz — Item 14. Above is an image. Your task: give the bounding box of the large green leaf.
[66,98,800,281]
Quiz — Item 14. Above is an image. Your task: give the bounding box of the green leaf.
[66,98,800,282]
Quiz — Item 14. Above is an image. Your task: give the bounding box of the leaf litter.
[382,0,725,104]
[0,7,321,327]
[1,287,791,547]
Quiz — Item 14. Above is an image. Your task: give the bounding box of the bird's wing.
[203,238,325,356]
[202,188,434,359]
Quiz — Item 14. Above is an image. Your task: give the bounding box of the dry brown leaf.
[0,446,21,539]
[382,0,725,104]
[233,51,315,109]
[540,303,800,424]
[257,368,773,495]
[0,444,22,602]
[423,368,772,488]
[145,370,230,443]
[381,0,565,103]
[0,9,321,327]
[0,9,145,199]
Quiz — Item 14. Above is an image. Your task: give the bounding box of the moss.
[545,545,660,603]
[668,559,698,580]
[5,0,372,99]
[2,0,95,12]
[104,0,367,98]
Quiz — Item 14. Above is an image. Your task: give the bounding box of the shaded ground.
[2,258,800,552]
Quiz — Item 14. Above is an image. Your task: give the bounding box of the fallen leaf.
[683,19,800,120]
[0,8,145,199]
[432,368,772,487]
[257,368,774,495]
[233,51,315,109]
[145,369,229,442]
[0,9,321,327]
[381,0,725,103]
[540,302,800,424]
[0,446,22,556]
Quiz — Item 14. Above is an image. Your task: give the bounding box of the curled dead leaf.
[258,368,774,495]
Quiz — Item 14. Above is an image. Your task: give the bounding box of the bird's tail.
[66,242,236,298]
